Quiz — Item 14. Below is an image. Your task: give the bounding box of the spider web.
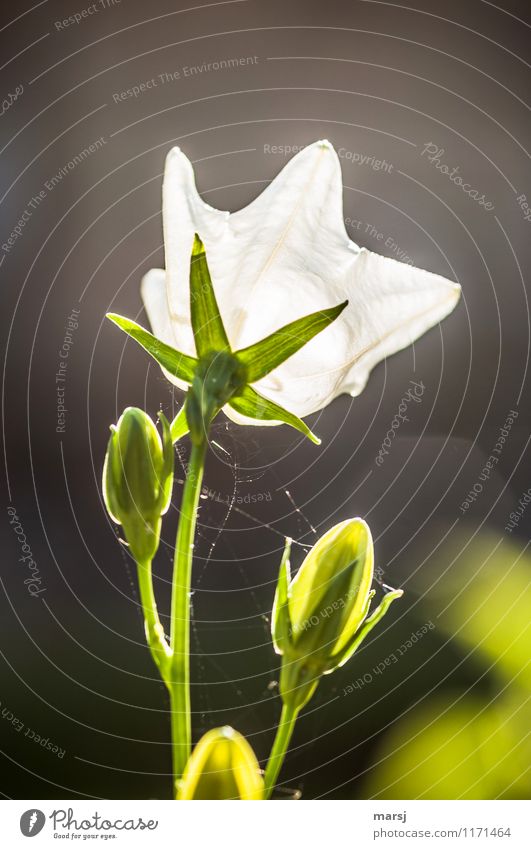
[168,418,319,734]
[125,408,392,790]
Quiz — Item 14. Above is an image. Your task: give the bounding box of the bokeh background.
[0,0,529,800]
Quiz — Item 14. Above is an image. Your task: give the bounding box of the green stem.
[264,703,300,799]
[169,438,207,791]
[136,558,171,677]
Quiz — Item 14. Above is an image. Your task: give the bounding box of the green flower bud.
[177,726,264,800]
[102,407,173,562]
[272,519,403,711]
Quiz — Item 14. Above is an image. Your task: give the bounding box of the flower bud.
[103,407,173,562]
[177,726,264,799]
[272,519,403,711]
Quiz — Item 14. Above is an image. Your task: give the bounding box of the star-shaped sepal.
[108,235,347,446]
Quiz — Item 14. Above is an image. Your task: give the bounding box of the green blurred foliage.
[365,530,531,799]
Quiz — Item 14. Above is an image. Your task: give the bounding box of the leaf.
[107,314,197,383]
[236,301,348,382]
[228,385,321,445]
[271,538,293,654]
[169,404,189,444]
[190,234,231,357]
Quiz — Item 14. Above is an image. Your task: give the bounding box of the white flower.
[141,140,460,426]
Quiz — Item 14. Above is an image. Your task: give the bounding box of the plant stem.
[264,703,300,799]
[169,438,207,790]
[136,558,171,677]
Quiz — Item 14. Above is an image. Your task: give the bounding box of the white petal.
[161,141,353,346]
[140,268,189,391]
[252,250,461,417]
[162,147,227,357]
[341,250,461,397]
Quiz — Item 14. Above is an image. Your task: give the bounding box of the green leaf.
[271,538,293,654]
[107,314,198,384]
[169,404,189,444]
[228,385,321,445]
[329,588,403,671]
[236,301,348,382]
[190,234,231,357]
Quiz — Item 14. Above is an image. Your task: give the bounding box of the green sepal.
[190,234,231,357]
[102,424,121,527]
[236,301,348,382]
[327,588,404,672]
[169,404,189,444]
[271,538,293,655]
[228,385,321,445]
[107,313,198,384]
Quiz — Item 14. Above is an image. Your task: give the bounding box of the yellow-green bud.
[177,726,264,799]
[272,519,403,711]
[102,407,173,562]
